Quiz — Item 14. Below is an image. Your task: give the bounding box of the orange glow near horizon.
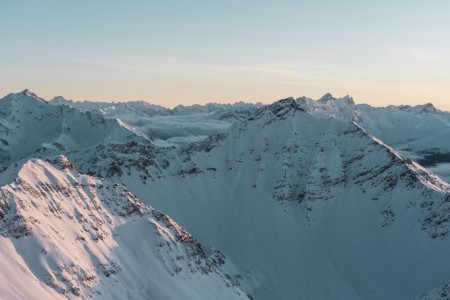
[2,84,448,111]
[2,2,450,111]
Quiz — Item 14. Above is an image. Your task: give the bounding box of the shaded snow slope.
[295,93,450,154]
[61,99,450,299]
[358,102,450,153]
[0,90,149,167]
[297,93,450,182]
[0,156,246,299]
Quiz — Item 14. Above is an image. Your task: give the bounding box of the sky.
[1,1,450,109]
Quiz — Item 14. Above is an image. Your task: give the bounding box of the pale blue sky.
[1,1,449,108]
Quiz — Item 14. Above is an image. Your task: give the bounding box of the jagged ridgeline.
[66,98,450,299]
[0,156,246,299]
[0,90,150,168]
[1,90,450,299]
[50,91,450,182]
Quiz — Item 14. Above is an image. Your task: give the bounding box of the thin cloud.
[207,60,340,82]
[364,39,441,63]
[65,55,202,74]
[404,48,440,63]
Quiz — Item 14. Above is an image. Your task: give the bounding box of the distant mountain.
[0,155,246,299]
[50,97,172,117]
[59,98,450,299]
[297,93,362,121]
[49,97,262,146]
[48,93,450,161]
[297,93,450,182]
[49,94,450,180]
[0,90,149,168]
[50,96,262,120]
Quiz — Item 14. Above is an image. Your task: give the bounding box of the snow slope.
[296,93,450,153]
[61,99,450,299]
[4,90,450,299]
[0,90,149,167]
[0,155,246,299]
[358,103,450,152]
[48,92,450,165]
[359,103,450,183]
[297,93,450,182]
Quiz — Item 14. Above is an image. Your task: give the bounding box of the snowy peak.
[421,102,438,113]
[398,102,438,114]
[21,89,47,102]
[317,92,355,104]
[0,156,246,299]
[0,89,48,107]
[5,94,450,299]
[49,95,70,105]
[0,156,148,223]
[2,89,47,104]
[266,97,304,113]
[68,95,450,299]
[0,91,151,166]
[49,96,171,117]
[297,94,361,121]
[318,92,335,102]
[249,99,449,195]
[296,95,450,181]
[249,97,304,121]
[355,102,450,159]
[49,96,260,117]
[46,94,262,146]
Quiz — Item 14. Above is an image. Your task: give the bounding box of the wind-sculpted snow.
[0,156,246,299]
[56,98,450,299]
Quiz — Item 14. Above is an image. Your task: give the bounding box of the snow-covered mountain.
[50,96,262,119]
[297,93,363,122]
[3,89,450,299]
[48,93,450,168]
[55,99,450,299]
[0,155,246,299]
[358,103,450,155]
[50,97,172,117]
[297,93,450,182]
[49,96,262,146]
[0,90,149,168]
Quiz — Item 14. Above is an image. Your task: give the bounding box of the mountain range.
[49,92,450,182]
[1,89,450,299]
